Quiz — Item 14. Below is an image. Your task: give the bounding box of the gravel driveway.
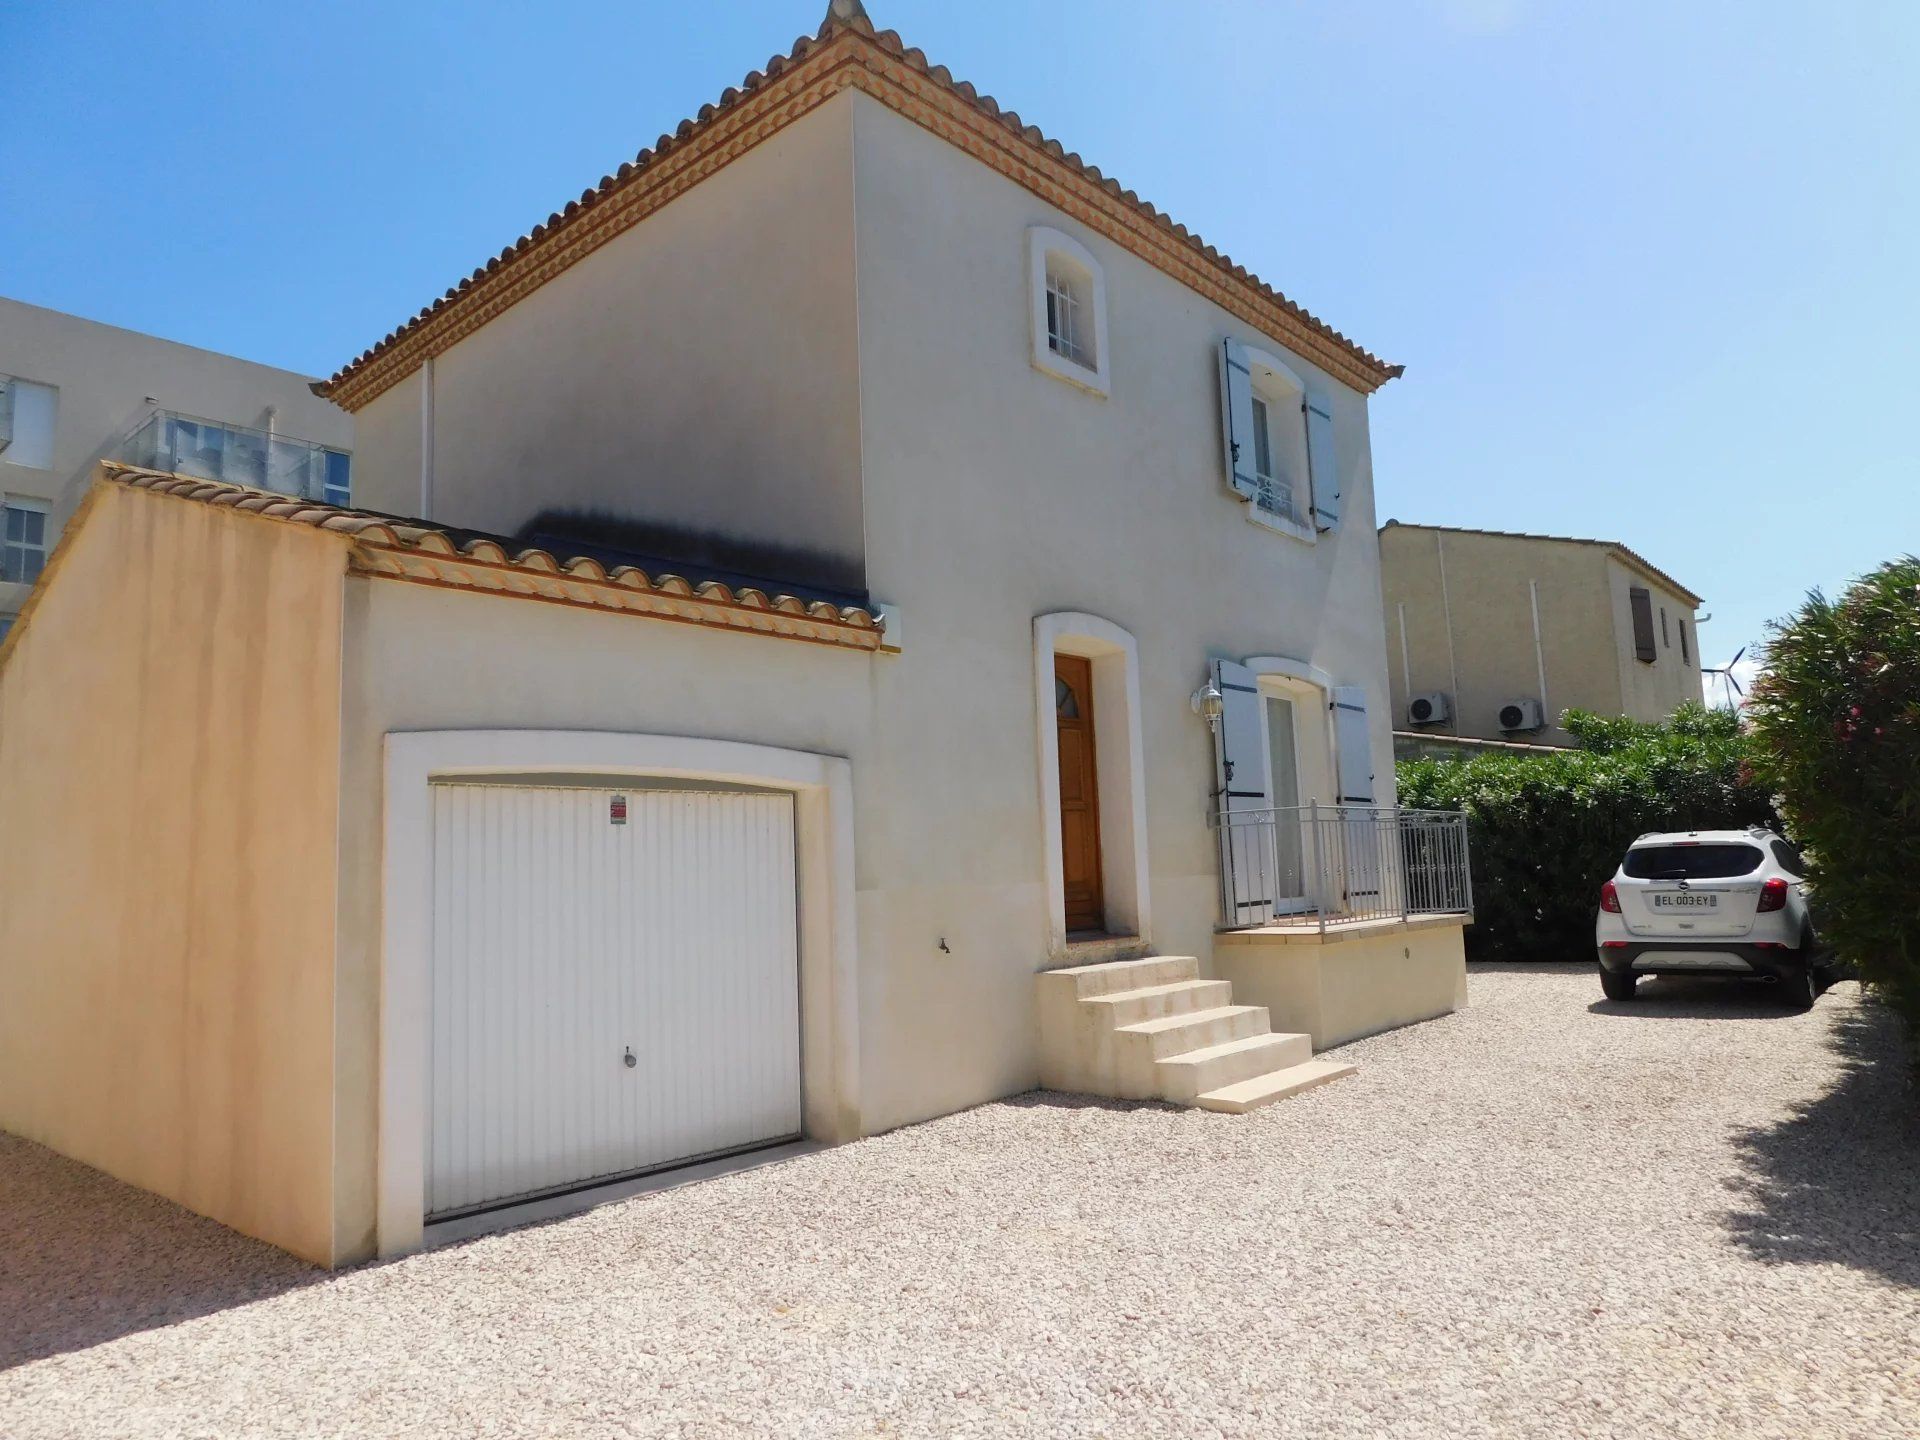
[3,965,1917,1439]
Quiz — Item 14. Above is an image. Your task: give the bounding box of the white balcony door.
[1262,695,1312,913]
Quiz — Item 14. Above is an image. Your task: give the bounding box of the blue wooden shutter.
[1211,660,1273,921]
[1219,340,1259,499]
[1332,686,1374,803]
[1306,396,1340,531]
[1212,660,1270,813]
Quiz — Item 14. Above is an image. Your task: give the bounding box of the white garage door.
[427,782,802,1220]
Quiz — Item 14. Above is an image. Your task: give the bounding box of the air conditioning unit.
[1407,691,1452,726]
[0,379,13,454]
[1498,697,1546,732]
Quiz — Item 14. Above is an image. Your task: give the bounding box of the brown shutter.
[1629,587,1657,663]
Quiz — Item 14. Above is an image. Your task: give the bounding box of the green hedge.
[1749,558,1920,1035]
[1397,705,1779,960]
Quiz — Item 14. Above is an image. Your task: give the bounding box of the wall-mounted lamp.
[1193,679,1229,801]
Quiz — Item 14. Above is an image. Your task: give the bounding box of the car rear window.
[1769,839,1808,877]
[1623,843,1765,880]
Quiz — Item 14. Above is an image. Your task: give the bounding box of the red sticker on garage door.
[610,795,628,825]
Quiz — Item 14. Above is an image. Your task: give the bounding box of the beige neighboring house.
[0,2,1473,1268]
[0,296,353,639]
[1378,521,1706,747]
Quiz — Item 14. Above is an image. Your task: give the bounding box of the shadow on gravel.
[1725,993,1920,1289]
[1011,1090,1180,1115]
[0,1132,328,1369]
[1588,973,1803,1020]
[1466,960,1589,974]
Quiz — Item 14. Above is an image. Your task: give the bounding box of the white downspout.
[1529,578,1550,726]
[419,356,436,519]
[1396,602,1412,705]
[1436,534,1461,731]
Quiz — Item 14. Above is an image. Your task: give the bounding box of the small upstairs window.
[0,377,58,471]
[2,497,50,585]
[1219,339,1332,541]
[1628,586,1657,663]
[1045,263,1091,368]
[1028,226,1109,396]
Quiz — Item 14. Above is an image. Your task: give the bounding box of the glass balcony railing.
[119,411,351,507]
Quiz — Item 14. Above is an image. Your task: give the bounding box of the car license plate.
[1652,892,1718,909]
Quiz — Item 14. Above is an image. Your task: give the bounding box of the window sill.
[1243,500,1316,544]
[1030,351,1110,399]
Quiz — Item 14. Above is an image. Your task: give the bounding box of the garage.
[425,781,803,1222]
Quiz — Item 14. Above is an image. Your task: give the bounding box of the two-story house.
[1379,521,1706,748]
[0,3,1471,1267]
[0,296,353,642]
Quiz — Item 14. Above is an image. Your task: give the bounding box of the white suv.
[1595,828,1828,1007]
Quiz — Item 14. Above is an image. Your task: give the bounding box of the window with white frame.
[1224,343,1310,531]
[0,377,59,471]
[1045,263,1091,368]
[1027,226,1110,395]
[2,497,50,585]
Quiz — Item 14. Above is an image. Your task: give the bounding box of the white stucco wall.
[0,485,346,1265]
[325,87,1403,1261]
[329,578,883,1261]
[347,102,866,591]
[842,94,1398,1108]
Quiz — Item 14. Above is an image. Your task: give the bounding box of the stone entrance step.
[1195,1059,1358,1113]
[1037,955,1355,1112]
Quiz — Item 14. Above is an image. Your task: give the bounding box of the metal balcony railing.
[1210,802,1473,932]
[117,410,351,506]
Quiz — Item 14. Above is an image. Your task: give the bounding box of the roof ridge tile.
[316,21,1400,407]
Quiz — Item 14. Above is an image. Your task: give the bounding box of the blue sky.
[4,1,1915,679]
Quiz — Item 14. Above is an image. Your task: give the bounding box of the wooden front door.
[1055,654,1105,933]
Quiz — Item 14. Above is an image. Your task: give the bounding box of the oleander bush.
[1397,704,1779,960]
[1748,558,1920,1037]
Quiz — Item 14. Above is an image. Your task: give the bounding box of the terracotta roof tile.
[317,10,1401,409]
[100,463,886,651]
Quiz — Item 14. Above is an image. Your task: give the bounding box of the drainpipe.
[1396,602,1412,705]
[1529,579,1551,729]
[419,356,436,520]
[1436,534,1461,733]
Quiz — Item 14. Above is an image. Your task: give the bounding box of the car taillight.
[1600,880,1622,914]
[1758,877,1789,912]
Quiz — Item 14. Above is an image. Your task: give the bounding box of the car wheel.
[1779,965,1818,1010]
[1601,969,1638,1002]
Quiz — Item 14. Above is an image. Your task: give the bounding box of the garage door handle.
[623,1046,637,1069]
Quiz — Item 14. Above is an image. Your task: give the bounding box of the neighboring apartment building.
[0,296,352,639]
[1378,521,1705,746]
[1,3,1472,1267]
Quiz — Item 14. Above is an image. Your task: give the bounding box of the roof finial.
[825,0,870,26]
